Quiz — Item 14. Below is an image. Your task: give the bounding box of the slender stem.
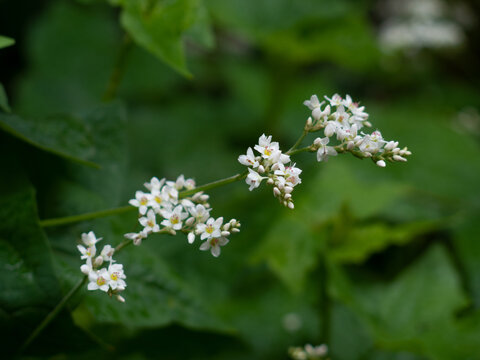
[287,129,308,154]
[102,34,133,102]
[287,145,314,156]
[19,276,87,354]
[40,205,134,228]
[179,171,248,198]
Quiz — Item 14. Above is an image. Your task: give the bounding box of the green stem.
[102,34,133,102]
[287,129,308,154]
[40,205,134,228]
[287,145,314,156]
[19,276,87,354]
[179,171,248,198]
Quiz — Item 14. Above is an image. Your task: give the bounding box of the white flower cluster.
[127,175,240,257]
[289,344,329,360]
[238,134,302,209]
[78,231,126,302]
[304,94,411,167]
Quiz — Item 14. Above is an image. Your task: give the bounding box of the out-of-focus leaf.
[0,35,15,49]
[251,215,323,292]
[329,220,443,264]
[0,168,62,353]
[40,102,127,218]
[15,1,117,116]
[0,83,11,113]
[83,238,232,332]
[452,215,480,308]
[115,0,212,77]
[0,112,98,168]
[329,245,472,358]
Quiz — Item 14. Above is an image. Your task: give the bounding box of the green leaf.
[0,112,99,168]
[0,168,62,353]
[0,83,11,113]
[83,239,232,332]
[117,0,210,77]
[0,35,15,49]
[251,215,323,292]
[329,245,471,357]
[328,220,443,264]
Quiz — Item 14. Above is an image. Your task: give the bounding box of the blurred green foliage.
[1,0,480,359]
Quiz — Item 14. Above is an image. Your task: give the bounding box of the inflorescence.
[78,93,410,303]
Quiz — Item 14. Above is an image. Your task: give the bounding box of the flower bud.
[80,264,91,275]
[284,193,292,200]
[221,231,230,237]
[273,187,281,196]
[376,160,386,168]
[258,165,265,174]
[116,295,126,303]
[393,155,407,162]
[267,178,274,185]
[200,194,209,202]
[284,186,293,194]
[288,202,295,209]
[223,223,231,231]
[94,256,103,267]
[231,228,240,233]
[188,232,195,244]
[186,217,195,226]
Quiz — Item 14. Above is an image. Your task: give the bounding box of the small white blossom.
[315,137,338,162]
[144,177,165,192]
[196,217,223,240]
[238,147,259,168]
[107,263,127,291]
[129,191,151,215]
[100,245,115,262]
[139,209,160,233]
[246,168,264,191]
[199,237,229,257]
[124,231,147,246]
[161,205,188,230]
[77,244,96,260]
[81,231,102,247]
[188,204,210,223]
[87,268,110,292]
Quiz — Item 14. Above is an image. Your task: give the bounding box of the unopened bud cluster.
[78,231,126,302]
[238,134,302,209]
[289,344,329,360]
[127,175,240,257]
[304,94,411,166]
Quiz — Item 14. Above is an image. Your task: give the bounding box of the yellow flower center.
[210,238,219,246]
[110,272,118,281]
[170,215,179,224]
[97,276,106,286]
[206,224,214,234]
[140,197,148,206]
[155,196,162,204]
[264,148,272,156]
[147,220,155,227]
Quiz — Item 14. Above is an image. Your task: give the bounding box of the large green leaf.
[0,35,15,49]
[116,0,212,77]
[329,245,475,358]
[0,167,63,353]
[0,112,98,168]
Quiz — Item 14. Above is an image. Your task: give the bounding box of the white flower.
[246,168,264,191]
[254,134,280,159]
[325,93,343,107]
[107,263,127,291]
[80,257,93,275]
[196,217,223,240]
[124,230,147,246]
[139,209,160,232]
[148,189,168,210]
[303,95,321,110]
[238,147,259,168]
[315,137,338,162]
[333,106,351,128]
[144,177,165,192]
[88,268,110,292]
[129,191,151,215]
[160,205,188,230]
[100,245,115,262]
[188,204,210,223]
[358,131,385,154]
[274,163,302,187]
[199,237,229,257]
[161,185,179,205]
[77,244,96,260]
[81,231,101,247]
